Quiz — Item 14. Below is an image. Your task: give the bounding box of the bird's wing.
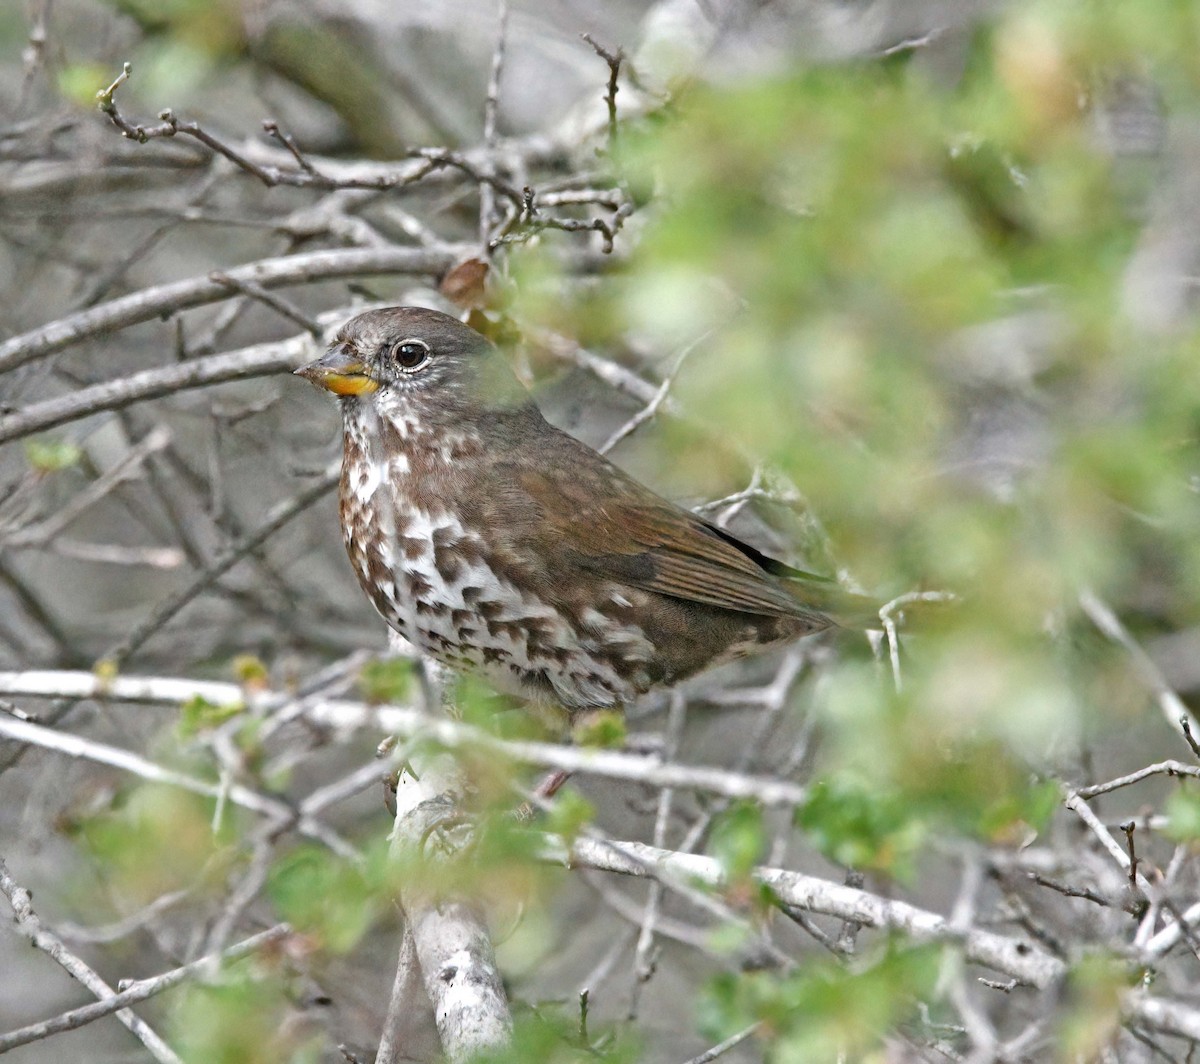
[507,452,829,622]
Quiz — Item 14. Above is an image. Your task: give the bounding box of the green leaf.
[178,695,244,738]
[24,437,82,473]
[357,656,413,704]
[699,943,940,1061]
[571,709,626,749]
[58,63,116,108]
[1164,789,1200,842]
[267,846,381,954]
[709,801,767,881]
[542,788,595,846]
[796,779,924,879]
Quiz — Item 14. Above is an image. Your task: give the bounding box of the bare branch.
[0,335,305,444]
[383,756,512,1061]
[0,712,354,856]
[479,0,510,249]
[102,466,339,667]
[580,33,624,153]
[1079,588,1200,745]
[544,834,1066,987]
[0,857,183,1064]
[0,668,811,806]
[0,923,290,1054]
[0,246,462,377]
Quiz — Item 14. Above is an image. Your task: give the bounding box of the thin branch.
[681,1023,761,1064]
[630,692,687,1013]
[0,923,290,1054]
[600,329,704,454]
[207,271,323,337]
[542,834,1066,988]
[1079,588,1200,745]
[0,858,183,1064]
[102,465,339,667]
[0,245,461,376]
[0,670,813,807]
[0,336,304,445]
[580,33,624,152]
[1027,873,1120,910]
[4,425,173,546]
[479,0,510,249]
[97,67,528,206]
[1063,789,1153,894]
[0,712,355,856]
[1074,761,1200,799]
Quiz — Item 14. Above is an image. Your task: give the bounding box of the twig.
[1074,761,1200,799]
[580,33,624,153]
[1121,822,1139,887]
[0,338,302,444]
[491,205,632,254]
[260,120,317,175]
[4,425,173,546]
[1063,789,1152,893]
[208,271,323,337]
[1145,900,1200,959]
[479,0,510,249]
[541,834,1066,987]
[1079,588,1200,747]
[0,712,354,856]
[681,1023,760,1064]
[56,888,192,944]
[1181,717,1200,761]
[1027,872,1119,910]
[600,329,705,454]
[630,692,687,1014]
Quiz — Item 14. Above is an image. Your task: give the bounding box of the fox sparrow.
[297,307,850,711]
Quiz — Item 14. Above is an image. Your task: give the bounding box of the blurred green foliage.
[699,944,939,1062]
[77,783,240,904]
[267,843,391,953]
[357,655,414,705]
[24,437,82,473]
[1164,788,1200,842]
[177,694,244,737]
[174,969,321,1064]
[522,0,1200,852]
[513,4,1200,1052]
[709,800,769,881]
[474,1010,640,1064]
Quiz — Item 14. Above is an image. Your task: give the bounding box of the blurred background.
[2,0,1200,1061]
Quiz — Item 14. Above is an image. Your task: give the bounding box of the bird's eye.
[389,338,431,371]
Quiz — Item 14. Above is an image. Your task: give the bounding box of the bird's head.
[295,306,529,418]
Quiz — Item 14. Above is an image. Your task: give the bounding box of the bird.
[296,307,864,713]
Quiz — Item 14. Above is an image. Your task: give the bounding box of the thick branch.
[381,757,512,1062]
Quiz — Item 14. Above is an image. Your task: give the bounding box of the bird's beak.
[294,343,379,396]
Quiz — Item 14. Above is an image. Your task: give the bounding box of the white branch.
[544,835,1066,988]
[380,756,512,1062]
[0,671,809,806]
